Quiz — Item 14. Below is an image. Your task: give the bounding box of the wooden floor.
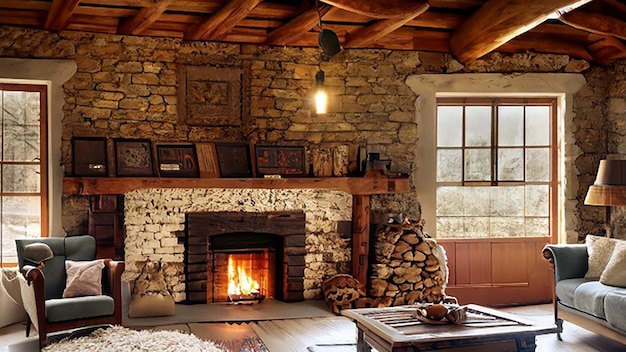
[2,304,625,352]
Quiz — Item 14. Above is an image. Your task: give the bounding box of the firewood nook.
[63,175,411,289]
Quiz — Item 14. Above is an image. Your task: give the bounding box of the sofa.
[542,235,626,345]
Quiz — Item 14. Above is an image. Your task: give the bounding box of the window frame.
[435,97,558,239]
[0,83,49,265]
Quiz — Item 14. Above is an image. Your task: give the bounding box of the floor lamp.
[584,159,626,238]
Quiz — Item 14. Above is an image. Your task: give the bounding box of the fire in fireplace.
[226,252,272,303]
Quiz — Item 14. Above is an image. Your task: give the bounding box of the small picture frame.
[114,139,155,177]
[195,142,220,178]
[255,145,306,177]
[156,144,200,178]
[215,142,253,178]
[72,137,108,177]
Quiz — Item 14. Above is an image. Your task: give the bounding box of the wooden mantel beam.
[321,0,429,19]
[560,10,626,41]
[343,2,429,48]
[450,0,592,63]
[118,0,175,35]
[45,0,81,30]
[185,0,263,41]
[264,4,332,46]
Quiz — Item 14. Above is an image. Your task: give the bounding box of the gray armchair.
[15,235,124,348]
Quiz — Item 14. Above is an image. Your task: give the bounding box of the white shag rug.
[42,325,225,352]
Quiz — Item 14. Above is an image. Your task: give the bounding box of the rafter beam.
[44,0,81,30]
[321,0,430,19]
[118,0,175,35]
[560,11,626,41]
[344,2,429,48]
[450,0,592,63]
[185,0,262,41]
[264,4,331,46]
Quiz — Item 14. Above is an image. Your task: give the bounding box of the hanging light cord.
[316,0,323,29]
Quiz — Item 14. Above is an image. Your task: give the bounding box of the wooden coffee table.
[341,304,557,352]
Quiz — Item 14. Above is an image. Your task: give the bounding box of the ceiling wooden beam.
[263,3,331,46]
[185,0,263,41]
[560,10,626,41]
[344,3,429,48]
[450,0,592,63]
[45,0,81,30]
[321,0,430,19]
[118,0,175,35]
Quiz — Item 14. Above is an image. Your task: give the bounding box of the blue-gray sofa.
[542,244,626,344]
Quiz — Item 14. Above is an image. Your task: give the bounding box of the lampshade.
[584,159,626,206]
[23,242,54,265]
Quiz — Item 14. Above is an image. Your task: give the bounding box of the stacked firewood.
[322,216,449,312]
[369,217,447,307]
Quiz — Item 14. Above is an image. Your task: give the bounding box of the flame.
[227,255,260,296]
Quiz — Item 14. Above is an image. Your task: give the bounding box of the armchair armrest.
[542,244,588,282]
[20,266,47,335]
[102,259,124,325]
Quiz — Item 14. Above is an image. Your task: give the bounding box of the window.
[0,84,48,264]
[436,98,555,238]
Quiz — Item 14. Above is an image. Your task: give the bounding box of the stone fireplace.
[122,188,353,302]
[185,211,306,303]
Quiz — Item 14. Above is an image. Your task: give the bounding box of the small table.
[341,304,557,352]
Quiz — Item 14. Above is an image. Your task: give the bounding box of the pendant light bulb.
[315,69,327,114]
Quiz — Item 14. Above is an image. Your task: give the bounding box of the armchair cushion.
[600,242,626,287]
[584,235,620,279]
[46,295,114,323]
[63,259,105,298]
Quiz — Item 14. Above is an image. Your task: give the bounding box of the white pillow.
[63,259,104,298]
[600,242,626,287]
[584,235,620,279]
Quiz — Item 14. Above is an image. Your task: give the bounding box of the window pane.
[526,106,550,146]
[498,148,524,181]
[525,217,549,237]
[2,91,41,162]
[465,106,491,147]
[498,106,524,146]
[436,186,463,216]
[437,149,462,182]
[437,217,463,238]
[490,217,524,237]
[1,196,41,262]
[463,187,490,216]
[464,217,490,238]
[526,148,550,182]
[437,106,463,147]
[3,165,41,192]
[525,185,549,217]
[490,186,524,216]
[464,149,490,181]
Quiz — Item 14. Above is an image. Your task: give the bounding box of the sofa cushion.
[46,295,114,323]
[604,291,626,333]
[584,235,621,280]
[573,281,616,319]
[600,241,626,287]
[556,278,587,307]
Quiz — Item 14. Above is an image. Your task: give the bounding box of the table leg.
[356,327,372,352]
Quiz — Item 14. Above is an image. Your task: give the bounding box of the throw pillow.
[63,259,105,298]
[600,241,626,287]
[584,235,620,279]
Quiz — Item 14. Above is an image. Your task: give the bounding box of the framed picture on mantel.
[72,137,108,177]
[215,142,253,178]
[156,143,200,178]
[255,145,306,177]
[114,139,155,177]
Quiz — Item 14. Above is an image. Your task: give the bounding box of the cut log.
[322,274,367,314]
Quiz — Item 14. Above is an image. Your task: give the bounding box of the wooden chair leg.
[25,316,31,337]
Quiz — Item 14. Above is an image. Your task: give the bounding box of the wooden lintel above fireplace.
[62,176,411,196]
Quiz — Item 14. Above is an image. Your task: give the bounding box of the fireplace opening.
[185,211,306,304]
[208,232,282,304]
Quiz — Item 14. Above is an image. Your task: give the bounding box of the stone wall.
[121,188,352,301]
[0,24,617,242]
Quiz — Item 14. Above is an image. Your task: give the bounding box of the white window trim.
[406,73,586,244]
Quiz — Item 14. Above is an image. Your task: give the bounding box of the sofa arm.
[542,244,588,282]
[102,259,124,324]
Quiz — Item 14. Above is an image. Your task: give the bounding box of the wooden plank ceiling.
[1,0,626,65]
